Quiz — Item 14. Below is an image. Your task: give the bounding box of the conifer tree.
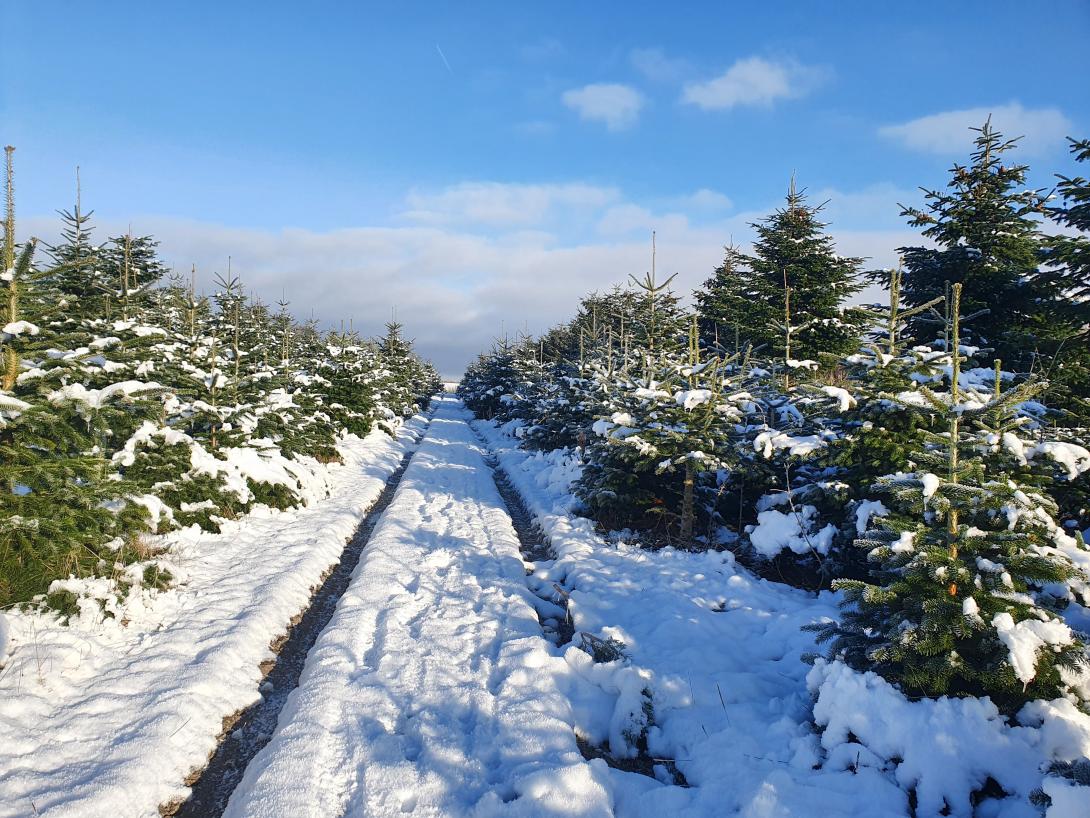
[812,285,1089,708]
[694,243,758,354]
[97,233,169,320]
[576,264,737,540]
[1041,137,1090,419]
[895,119,1077,381]
[699,181,868,362]
[459,339,521,420]
[45,169,109,317]
[1,148,153,605]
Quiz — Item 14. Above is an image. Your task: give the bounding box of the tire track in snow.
[172,414,432,817]
[0,414,431,818]
[474,429,688,787]
[222,397,613,818]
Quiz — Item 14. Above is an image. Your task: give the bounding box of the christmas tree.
[696,180,868,363]
[812,284,1089,708]
[1041,137,1090,420]
[895,119,1077,384]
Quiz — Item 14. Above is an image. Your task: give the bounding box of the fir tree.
[813,284,1089,708]
[724,181,868,362]
[1041,137,1090,419]
[1,149,153,605]
[694,243,759,354]
[576,266,742,542]
[44,168,111,317]
[894,119,1077,382]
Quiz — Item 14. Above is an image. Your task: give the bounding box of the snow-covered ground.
[477,421,1090,818]
[224,396,613,817]
[0,414,428,818]
[3,399,1087,817]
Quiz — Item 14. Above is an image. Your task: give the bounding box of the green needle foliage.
[696,181,869,363]
[812,285,1089,709]
[0,148,439,610]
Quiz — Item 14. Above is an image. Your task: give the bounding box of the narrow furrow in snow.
[224,397,613,818]
[0,414,429,818]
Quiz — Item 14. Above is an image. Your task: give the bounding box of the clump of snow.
[900,390,933,408]
[675,388,712,410]
[1043,776,1090,818]
[809,659,1090,818]
[0,393,32,425]
[610,411,634,426]
[2,320,40,337]
[921,472,941,499]
[1002,431,1028,465]
[786,358,818,370]
[1027,441,1090,481]
[855,499,889,535]
[753,429,828,459]
[47,380,166,411]
[962,597,984,626]
[748,505,837,558]
[820,385,857,412]
[991,612,1075,686]
[590,419,614,437]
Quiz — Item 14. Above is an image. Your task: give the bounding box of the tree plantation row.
[459,122,1090,714]
[0,147,441,611]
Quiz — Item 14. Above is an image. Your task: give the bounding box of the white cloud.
[401,182,618,226]
[561,83,644,130]
[682,56,825,110]
[630,48,690,83]
[879,102,1073,156]
[23,181,915,379]
[675,188,733,211]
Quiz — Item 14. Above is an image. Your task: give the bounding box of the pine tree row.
[461,122,1090,711]
[0,148,441,611]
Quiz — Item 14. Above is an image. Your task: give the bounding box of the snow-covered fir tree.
[813,285,1090,708]
[1041,136,1090,421]
[0,148,440,608]
[696,181,869,364]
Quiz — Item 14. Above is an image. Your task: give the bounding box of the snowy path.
[0,416,428,818]
[224,397,612,818]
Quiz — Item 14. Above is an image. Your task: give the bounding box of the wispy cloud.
[400,182,619,226]
[878,102,1073,156]
[630,47,690,83]
[521,37,565,61]
[561,83,644,130]
[434,43,453,75]
[682,56,826,110]
[673,188,733,211]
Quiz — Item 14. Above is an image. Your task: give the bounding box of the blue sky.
[5,1,1088,375]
